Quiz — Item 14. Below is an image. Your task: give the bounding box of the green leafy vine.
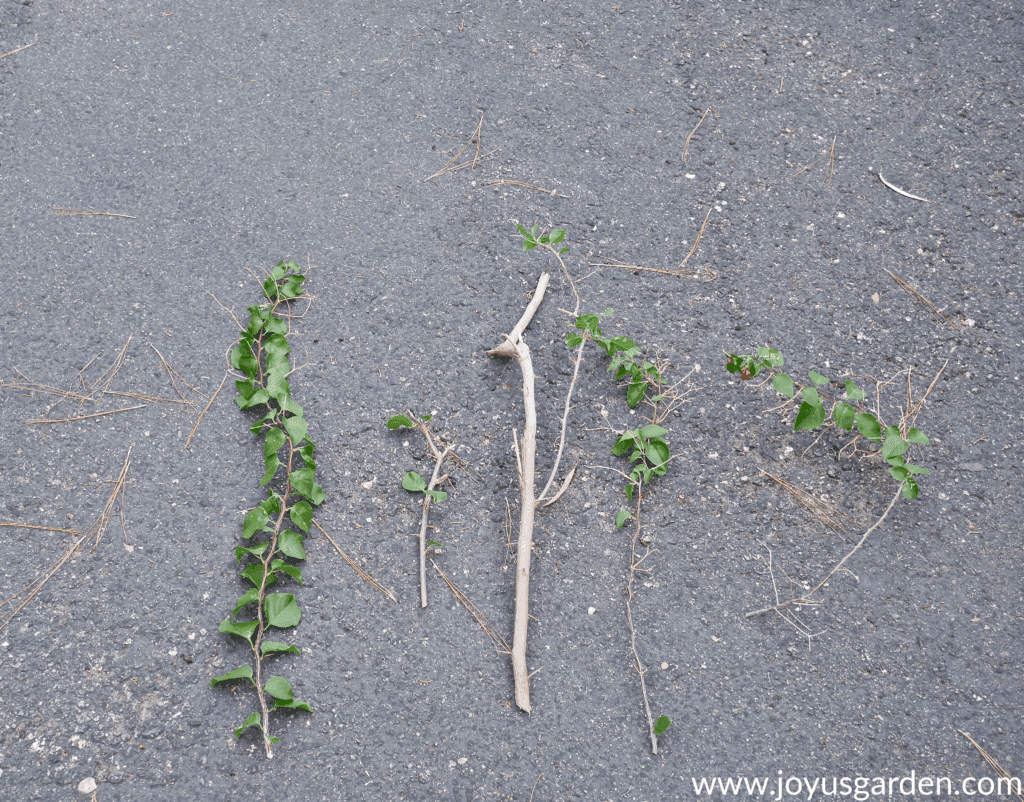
[212,259,318,757]
[726,346,930,498]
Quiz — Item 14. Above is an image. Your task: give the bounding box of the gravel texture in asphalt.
[1,0,1021,799]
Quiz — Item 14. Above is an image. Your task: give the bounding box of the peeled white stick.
[510,339,537,712]
[488,270,549,713]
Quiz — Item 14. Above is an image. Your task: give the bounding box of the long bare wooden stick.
[488,271,551,713]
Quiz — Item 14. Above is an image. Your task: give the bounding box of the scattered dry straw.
[758,470,853,534]
[0,447,132,635]
[958,730,1023,802]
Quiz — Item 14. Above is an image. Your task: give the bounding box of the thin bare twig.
[679,206,713,271]
[878,171,934,203]
[489,271,551,713]
[822,136,836,188]
[418,445,454,608]
[431,559,510,654]
[481,180,569,198]
[0,42,35,60]
[24,405,145,425]
[885,270,962,330]
[312,520,396,602]
[682,107,718,165]
[185,371,229,449]
[0,447,132,634]
[746,482,904,619]
[758,470,853,533]
[48,207,137,219]
[958,730,1024,802]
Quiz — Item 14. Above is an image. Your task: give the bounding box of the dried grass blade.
[431,559,511,655]
[312,520,396,602]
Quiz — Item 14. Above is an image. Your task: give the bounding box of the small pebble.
[661,662,669,670]
[78,777,97,795]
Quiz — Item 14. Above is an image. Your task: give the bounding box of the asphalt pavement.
[1,0,1021,799]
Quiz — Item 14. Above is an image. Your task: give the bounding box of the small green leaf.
[261,641,300,656]
[566,332,584,347]
[235,542,269,563]
[517,223,528,237]
[906,464,930,476]
[882,428,910,459]
[278,530,306,560]
[425,489,447,504]
[427,540,442,548]
[272,560,304,585]
[615,510,632,529]
[263,276,280,301]
[261,454,282,486]
[772,373,795,398]
[889,465,909,481]
[808,370,829,387]
[639,424,668,439]
[264,316,288,336]
[290,468,326,505]
[264,427,287,457]
[646,440,670,468]
[844,379,867,400]
[833,402,855,431]
[234,711,262,739]
[654,715,672,736]
[626,380,646,409]
[266,594,301,628]
[274,698,312,712]
[289,500,313,532]
[241,563,276,589]
[559,247,568,253]
[386,414,415,430]
[233,588,260,617]
[611,432,637,457]
[219,618,258,644]
[402,471,428,493]
[907,428,930,446]
[902,478,920,500]
[264,676,294,701]
[243,506,269,540]
[298,442,316,470]
[271,262,287,281]
[794,401,826,431]
[725,354,743,375]
[855,413,882,443]
[211,665,254,688]
[801,387,820,406]
[550,229,566,244]
[284,414,308,445]
[279,274,305,299]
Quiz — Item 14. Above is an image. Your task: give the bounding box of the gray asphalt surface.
[1,0,1022,799]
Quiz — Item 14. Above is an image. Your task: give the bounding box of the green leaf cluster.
[726,346,931,498]
[566,310,661,409]
[517,224,569,254]
[568,311,674,528]
[218,260,316,746]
